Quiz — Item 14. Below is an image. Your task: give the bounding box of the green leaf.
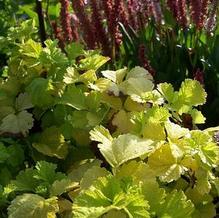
[100,93,122,109]
[112,110,134,134]
[19,5,38,20]
[72,175,150,218]
[71,129,91,147]
[0,105,15,121]
[97,133,155,168]
[102,210,127,218]
[0,142,9,163]
[148,143,185,182]
[70,111,88,128]
[50,179,78,197]
[40,40,68,67]
[12,161,66,194]
[194,168,211,195]
[47,4,61,18]
[189,109,206,124]
[157,83,175,103]
[104,81,120,96]
[120,77,154,97]
[142,181,166,215]
[19,39,42,59]
[57,85,86,110]
[192,203,216,218]
[66,42,84,60]
[34,161,66,184]
[86,91,101,111]
[80,166,109,190]
[135,90,164,105]
[165,121,189,141]
[101,68,127,84]
[12,168,38,192]
[68,159,102,182]
[91,127,155,168]
[90,125,113,147]
[185,188,216,218]
[54,106,70,125]
[142,122,166,141]
[87,111,105,127]
[0,110,33,135]
[0,77,21,97]
[33,127,69,159]
[89,78,111,93]
[4,19,37,43]
[145,106,170,123]
[158,80,207,118]
[156,190,194,218]
[0,184,15,206]
[178,79,207,106]
[8,194,59,218]
[0,167,12,186]
[79,53,110,71]
[79,70,97,84]
[212,177,219,196]
[126,67,153,81]
[124,96,145,112]
[185,131,219,167]
[117,67,154,98]
[131,107,170,138]
[26,78,54,108]
[116,161,166,216]
[63,67,80,84]
[116,161,156,183]
[0,185,7,206]
[15,93,33,112]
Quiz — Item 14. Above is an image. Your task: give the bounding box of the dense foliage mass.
[0,21,219,217]
[1,1,219,218]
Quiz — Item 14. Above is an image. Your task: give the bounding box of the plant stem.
[35,0,46,47]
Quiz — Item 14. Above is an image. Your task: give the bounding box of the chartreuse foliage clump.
[1,24,219,217]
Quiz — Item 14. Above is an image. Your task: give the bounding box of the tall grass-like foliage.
[72,0,96,48]
[53,0,218,56]
[60,0,73,42]
[90,0,110,55]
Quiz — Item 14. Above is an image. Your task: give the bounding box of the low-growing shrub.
[0,35,219,217]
